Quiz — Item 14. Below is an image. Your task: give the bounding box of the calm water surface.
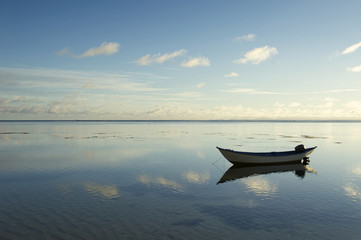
[0,121,361,239]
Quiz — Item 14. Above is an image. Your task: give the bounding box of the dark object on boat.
[295,144,306,152]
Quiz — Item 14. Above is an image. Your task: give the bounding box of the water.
[0,121,361,239]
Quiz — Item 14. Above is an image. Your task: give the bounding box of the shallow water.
[0,121,361,239]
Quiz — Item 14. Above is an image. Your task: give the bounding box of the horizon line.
[1,119,361,122]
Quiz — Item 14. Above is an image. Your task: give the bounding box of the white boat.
[217,163,317,184]
[216,145,317,165]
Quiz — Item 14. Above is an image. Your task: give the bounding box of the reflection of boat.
[217,163,317,184]
[216,145,317,165]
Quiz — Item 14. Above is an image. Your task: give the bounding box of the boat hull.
[217,146,317,165]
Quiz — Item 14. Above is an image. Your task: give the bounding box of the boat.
[216,145,317,165]
[217,163,317,184]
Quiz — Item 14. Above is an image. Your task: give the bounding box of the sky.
[1,0,361,120]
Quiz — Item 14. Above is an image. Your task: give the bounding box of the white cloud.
[223,88,256,93]
[341,41,361,55]
[346,65,361,72]
[155,49,187,63]
[223,88,292,95]
[328,51,340,59]
[324,97,337,102]
[171,91,203,98]
[224,72,239,78]
[56,42,120,58]
[315,101,333,108]
[344,101,361,114]
[317,89,358,93]
[223,87,358,95]
[234,45,278,64]
[135,49,187,66]
[2,67,361,120]
[289,102,301,108]
[196,82,206,88]
[234,34,256,42]
[274,102,284,108]
[3,93,361,120]
[135,54,152,66]
[81,42,120,57]
[55,47,72,57]
[0,67,165,93]
[181,56,210,68]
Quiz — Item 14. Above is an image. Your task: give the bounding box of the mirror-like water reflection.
[1,121,361,239]
[218,163,317,184]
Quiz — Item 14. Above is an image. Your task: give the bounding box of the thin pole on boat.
[212,155,226,173]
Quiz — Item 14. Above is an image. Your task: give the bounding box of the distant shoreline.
[1,120,361,123]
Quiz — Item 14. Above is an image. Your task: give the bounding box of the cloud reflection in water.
[242,177,278,197]
[137,174,184,193]
[182,171,210,184]
[344,184,361,201]
[83,183,120,199]
[344,165,361,202]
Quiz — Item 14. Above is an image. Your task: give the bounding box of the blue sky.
[1,0,361,120]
